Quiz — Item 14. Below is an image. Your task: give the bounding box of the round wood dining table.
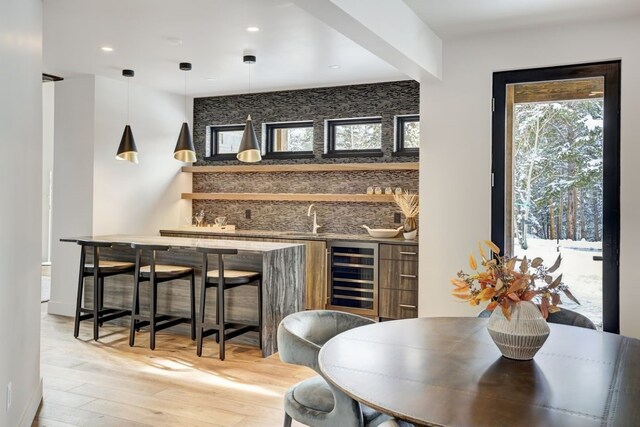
[318,317,640,427]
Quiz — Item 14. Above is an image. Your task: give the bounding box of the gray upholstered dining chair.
[478,307,597,329]
[277,310,392,427]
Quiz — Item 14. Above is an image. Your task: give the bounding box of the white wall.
[0,0,43,425]
[49,76,96,316]
[49,75,192,317]
[419,17,640,338]
[42,82,55,263]
[93,76,192,235]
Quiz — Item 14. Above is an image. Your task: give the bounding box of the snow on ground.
[515,237,603,329]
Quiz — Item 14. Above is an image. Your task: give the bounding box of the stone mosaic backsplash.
[191,80,420,235]
[192,170,418,194]
[192,200,406,235]
[193,80,419,165]
[191,169,419,234]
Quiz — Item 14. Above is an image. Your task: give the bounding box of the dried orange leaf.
[544,275,553,284]
[501,301,511,320]
[478,242,487,260]
[495,278,504,291]
[531,257,543,268]
[479,287,496,301]
[551,293,561,306]
[548,305,561,314]
[450,278,467,288]
[506,257,517,271]
[486,301,498,311]
[507,292,520,302]
[548,254,562,273]
[469,253,478,270]
[540,298,549,319]
[520,256,528,273]
[484,240,501,254]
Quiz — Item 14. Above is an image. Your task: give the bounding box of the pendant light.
[116,69,139,163]
[173,62,196,163]
[237,54,262,163]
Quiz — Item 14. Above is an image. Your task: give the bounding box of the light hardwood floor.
[33,303,313,426]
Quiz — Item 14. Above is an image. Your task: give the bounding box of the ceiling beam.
[291,0,442,82]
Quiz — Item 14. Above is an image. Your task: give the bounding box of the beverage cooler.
[326,241,379,317]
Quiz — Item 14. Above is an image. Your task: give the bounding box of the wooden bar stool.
[74,239,135,341]
[196,247,262,360]
[129,243,196,350]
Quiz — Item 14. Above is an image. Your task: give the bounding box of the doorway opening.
[492,62,620,332]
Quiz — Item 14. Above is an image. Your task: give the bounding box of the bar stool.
[129,243,196,350]
[196,247,262,360]
[74,239,136,341]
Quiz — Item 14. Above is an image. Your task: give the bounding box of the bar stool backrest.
[196,247,239,285]
[130,243,172,276]
[77,239,113,268]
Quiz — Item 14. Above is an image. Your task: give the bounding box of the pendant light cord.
[184,70,187,121]
[127,78,130,125]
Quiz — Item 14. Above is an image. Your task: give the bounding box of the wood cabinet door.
[379,259,418,291]
[379,289,418,319]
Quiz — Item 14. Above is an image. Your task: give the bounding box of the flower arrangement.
[451,241,580,320]
[393,191,419,232]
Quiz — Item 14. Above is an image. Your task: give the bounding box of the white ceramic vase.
[486,301,550,360]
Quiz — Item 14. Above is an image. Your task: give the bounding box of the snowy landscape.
[515,237,602,329]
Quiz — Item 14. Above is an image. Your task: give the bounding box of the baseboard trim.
[19,378,43,427]
[47,300,75,317]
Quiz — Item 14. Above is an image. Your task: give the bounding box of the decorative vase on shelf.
[486,301,550,361]
[403,217,417,240]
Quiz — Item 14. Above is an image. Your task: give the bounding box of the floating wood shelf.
[182,162,418,174]
[182,193,396,203]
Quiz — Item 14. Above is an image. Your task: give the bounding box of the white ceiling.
[403,0,640,40]
[43,0,408,96]
[44,0,640,96]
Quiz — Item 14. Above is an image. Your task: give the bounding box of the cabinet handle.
[399,251,417,255]
[400,274,417,278]
[399,304,417,309]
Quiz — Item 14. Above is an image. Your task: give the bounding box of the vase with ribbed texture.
[487,301,550,360]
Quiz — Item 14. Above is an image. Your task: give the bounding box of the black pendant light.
[116,69,138,163]
[237,54,262,163]
[173,62,196,163]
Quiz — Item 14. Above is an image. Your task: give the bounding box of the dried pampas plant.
[394,192,419,232]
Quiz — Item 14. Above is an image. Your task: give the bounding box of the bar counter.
[63,234,306,357]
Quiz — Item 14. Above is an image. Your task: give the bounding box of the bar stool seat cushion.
[206,269,260,285]
[140,264,193,278]
[84,260,135,273]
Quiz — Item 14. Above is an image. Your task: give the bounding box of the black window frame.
[324,117,383,158]
[394,114,420,156]
[205,124,245,161]
[263,121,315,159]
[491,61,621,334]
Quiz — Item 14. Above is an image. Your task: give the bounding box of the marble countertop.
[62,234,303,253]
[160,227,419,245]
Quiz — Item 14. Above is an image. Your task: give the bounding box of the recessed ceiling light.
[328,64,341,69]
[246,26,260,32]
[167,37,183,46]
[101,46,114,52]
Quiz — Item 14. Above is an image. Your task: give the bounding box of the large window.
[207,124,244,159]
[325,117,382,157]
[395,114,420,155]
[264,121,314,159]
